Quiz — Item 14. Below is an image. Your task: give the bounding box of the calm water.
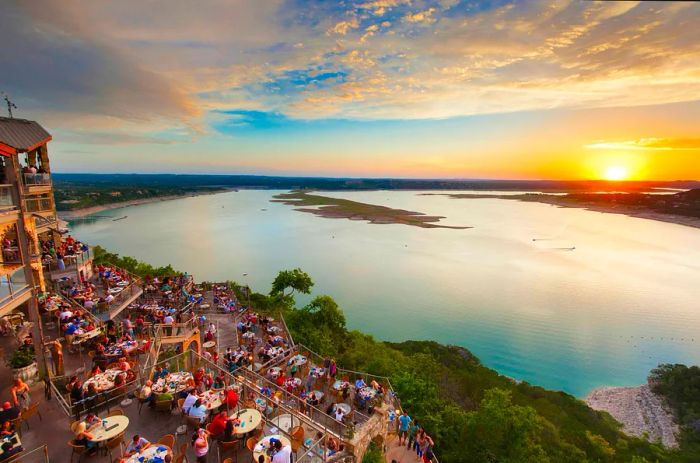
[68,190,700,397]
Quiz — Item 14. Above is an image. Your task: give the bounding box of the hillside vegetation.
[92,248,691,462]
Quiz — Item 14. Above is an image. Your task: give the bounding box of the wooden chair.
[136,393,149,415]
[177,442,188,463]
[157,434,175,450]
[155,399,172,412]
[9,417,22,437]
[19,403,42,430]
[107,408,124,417]
[105,432,125,463]
[222,458,233,463]
[246,437,257,453]
[290,425,305,453]
[68,440,88,462]
[219,439,239,461]
[177,398,185,414]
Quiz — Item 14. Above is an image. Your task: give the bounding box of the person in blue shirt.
[355,377,366,390]
[398,410,412,446]
[187,399,207,423]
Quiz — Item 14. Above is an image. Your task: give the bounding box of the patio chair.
[105,432,125,463]
[245,437,257,453]
[219,439,239,460]
[157,434,175,450]
[20,403,42,430]
[107,408,124,417]
[176,442,188,462]
[68,440,88,462]
[9,417,22,437]
[222,459,233,463]
[155,399,173,412]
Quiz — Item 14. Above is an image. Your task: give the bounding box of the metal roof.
[0,117,52,152]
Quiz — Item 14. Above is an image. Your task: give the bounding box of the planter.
[12,362,39,385]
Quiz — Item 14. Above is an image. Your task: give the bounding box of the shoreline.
[585,384,679,448]
[57,188,235,221]
[427,193,700,230]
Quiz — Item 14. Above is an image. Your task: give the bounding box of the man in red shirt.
[225,387,238,411]
[208,411,228,437]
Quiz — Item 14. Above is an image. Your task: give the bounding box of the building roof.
[0,117,52,154]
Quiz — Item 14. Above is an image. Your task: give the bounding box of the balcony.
[46,247,94,280]
[0,267,32,316]
[23,173,52,188]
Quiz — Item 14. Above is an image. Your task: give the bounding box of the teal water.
[68,190,700,397]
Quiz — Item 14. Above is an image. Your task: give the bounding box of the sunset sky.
[2,0,699,180]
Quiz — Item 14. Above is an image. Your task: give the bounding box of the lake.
[68,190,700,397]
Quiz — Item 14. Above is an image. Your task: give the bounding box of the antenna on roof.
[1,93,17,118]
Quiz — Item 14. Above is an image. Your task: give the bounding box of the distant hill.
[52,173,700,192]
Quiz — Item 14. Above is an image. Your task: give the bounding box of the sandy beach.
[57,189,233,221]
[586,385,679,448]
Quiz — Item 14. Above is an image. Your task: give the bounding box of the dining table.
[83,368,124,392]
[230,408,263,435]
[124,444,172,463]
[89,415,130,443]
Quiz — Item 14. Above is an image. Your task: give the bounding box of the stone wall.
[348,403,389,461]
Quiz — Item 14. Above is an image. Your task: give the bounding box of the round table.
[357,387,377,400]
[253,435,292,463]
[309,366,325,378]
[200,390,223,410]
[332,380,350,391]
[269,413,299,434]
[125,444,172,463]
[288,355,307,367]
[83,369,123,393]
[203,341,216,349]
[231,408,262,435]
[334,403,351,415]
[268,367,282,379]
[89,416,130,442]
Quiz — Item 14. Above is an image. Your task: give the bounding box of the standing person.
[192,427,209,463]
[10,378,30,409]
[422,434,434,463]
[407,419,419,450]
[398,410,411,446]
[328,359,337,386]
[415,428,426,457]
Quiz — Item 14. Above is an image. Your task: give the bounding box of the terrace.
[3,278,428,463]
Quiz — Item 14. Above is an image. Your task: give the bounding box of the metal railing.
[94,276,144,321]
[150,350,343,462]
[23,172,51,186]
[4,444,50,463]
[45,247,93,274]
[153,314,198,340]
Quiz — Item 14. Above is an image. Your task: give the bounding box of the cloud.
[404,8,437,24]
[4,0,700,147]
[585,138,700,151]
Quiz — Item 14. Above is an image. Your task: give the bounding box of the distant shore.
[58,189,234,221]
[586,384,679,448]
[426,193,700,230]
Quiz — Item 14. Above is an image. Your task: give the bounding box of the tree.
[270,268,313,301]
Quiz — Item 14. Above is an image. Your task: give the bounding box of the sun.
[603,165,629,181]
